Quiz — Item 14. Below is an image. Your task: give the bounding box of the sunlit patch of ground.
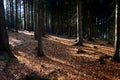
[19,30,34,36]
[0,30,119,80]
[9,37,22,47]
[46,35,75,46]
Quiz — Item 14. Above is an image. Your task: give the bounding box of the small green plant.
[51,78,56,80]
[4,54,11,63]
[3,54,11,73]
[98,56,105,64]
[10,45,16,51]
[109,36,114,42]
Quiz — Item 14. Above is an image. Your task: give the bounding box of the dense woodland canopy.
[0,0,120,79]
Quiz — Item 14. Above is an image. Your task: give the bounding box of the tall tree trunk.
[27,0,30,31]
[34,0,38,40]
[76,0,83,45]
[31,0,34,31]
[87,0,93,41]
[37,0,44,56]
[41,0,45,36]
[67,0,72,37]
[44,0,47,34]
[15,0,18,32]
[112,0,120,61]
[19,0,22,30]
[29,0,33,31]
[47,0,52,33]
[10,0,14,28]
[0,0,14,57]
[24,0,26,30]
[25,0,28,30]
[8,0,12,29]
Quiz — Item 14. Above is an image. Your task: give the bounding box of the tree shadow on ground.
[42,35,120,79]
[8,31,120,80]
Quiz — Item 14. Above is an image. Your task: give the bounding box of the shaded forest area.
[0,0,120,80]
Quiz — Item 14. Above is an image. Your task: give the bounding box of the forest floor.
[0,30,120,80]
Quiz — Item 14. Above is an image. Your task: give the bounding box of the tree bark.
[37,0,44,56]
[15,0,18,32]
[87,0,94,41]
[34,0,38,40]
[41,0,45,36]
[0,0,14,57]
[76,0,83,46]
[25,0,28,30]
[112,0,120,61]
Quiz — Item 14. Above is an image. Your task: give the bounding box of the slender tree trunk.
[58,1,62,35]
[44,0,47,34]
[24,0,26,30]
[27,0,30,31]
[34,0,38,40]
[15,0,18,32]
[10,0,13,29]
[112,0,120,61]
[37,0,44,56]
[87,0,94,41]
[19,0,22,30]
[67,0,72,37]
[29,0,33,31]
[11,0,14,28]
[25,0,28,30]
[31,0,34,31]
[8,0,12,29]
[46,0,51,34]
[41,0,45,36]
[76,0,83,45]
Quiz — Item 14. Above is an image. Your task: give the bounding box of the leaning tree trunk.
[76,0,83,46]
[0,0,14,57]
[112,0,120,61]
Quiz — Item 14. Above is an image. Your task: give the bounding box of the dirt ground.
[0,30,120,80]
